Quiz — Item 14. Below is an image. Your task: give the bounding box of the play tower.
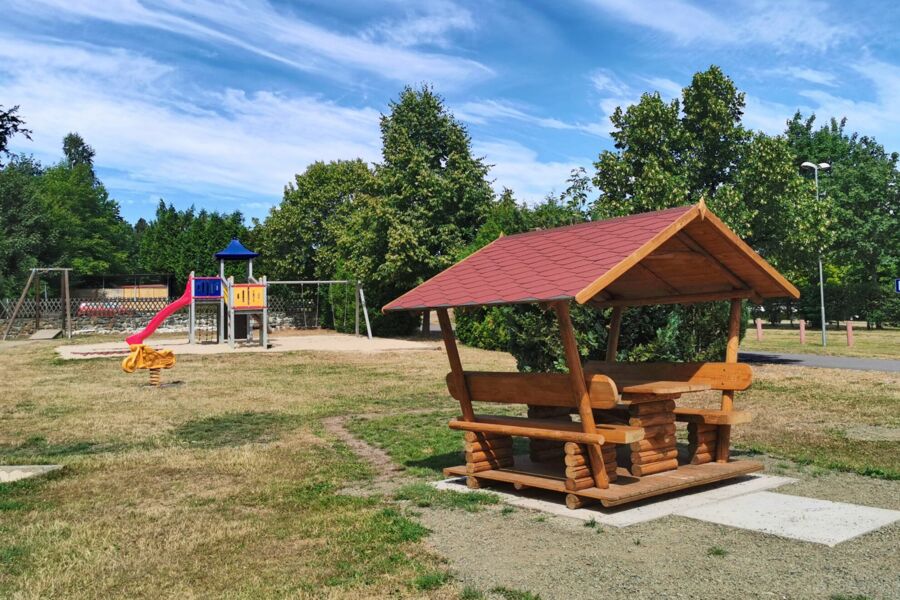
[189,238,268,349]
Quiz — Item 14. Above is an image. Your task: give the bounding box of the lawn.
[742,324,900,360]
[0,337,898,598]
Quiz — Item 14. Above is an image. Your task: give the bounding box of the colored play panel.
[677,491,900,547]
[0,465,61,483]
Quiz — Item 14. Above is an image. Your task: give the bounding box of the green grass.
[173,411,297,448]
[707,546,728,557]
[0,436,125,463]
[491,586,543,600]
[460,586,486,599]
[394,482,499,511]
[742,325,900,359]
[830,595,872,600]
[412,570,452,591]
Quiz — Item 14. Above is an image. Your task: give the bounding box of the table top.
[617,380,712,396]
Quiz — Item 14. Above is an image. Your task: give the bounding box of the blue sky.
[3,0,899,224]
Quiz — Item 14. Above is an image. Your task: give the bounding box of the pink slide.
[125,280,192,345]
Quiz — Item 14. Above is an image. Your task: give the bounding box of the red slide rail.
[125,279,192,346]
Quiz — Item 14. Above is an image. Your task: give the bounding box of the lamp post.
[801,161,830,346]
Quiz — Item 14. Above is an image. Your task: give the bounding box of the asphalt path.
[740,350,900,372]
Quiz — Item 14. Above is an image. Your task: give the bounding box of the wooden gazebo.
[383,201,799,508]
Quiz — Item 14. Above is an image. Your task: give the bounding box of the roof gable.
[383,202,798,313]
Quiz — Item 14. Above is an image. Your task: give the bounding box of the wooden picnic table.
[596,378,713,476]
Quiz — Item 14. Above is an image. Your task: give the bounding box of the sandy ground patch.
[54,333,441,359]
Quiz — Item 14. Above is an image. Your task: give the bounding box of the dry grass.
[0,340,513,599]
[0,337,897,598]
[742,325,900,359]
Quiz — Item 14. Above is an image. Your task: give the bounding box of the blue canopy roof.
[214,238,259,260]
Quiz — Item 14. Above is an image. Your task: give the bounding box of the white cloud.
[0,36,383,212]
[776,67,838,87]
[362,1,476,49]
[585,0,851,52]
[475,139,584,204]
[7,0,493,87]
[457,99,606,137]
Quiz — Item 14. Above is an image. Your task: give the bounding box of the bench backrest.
[446,371,619,410]
[582,361,752,391]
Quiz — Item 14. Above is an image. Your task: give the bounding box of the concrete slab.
[433,473,796,527]
[0,464,62,483]
[678,490,900,546]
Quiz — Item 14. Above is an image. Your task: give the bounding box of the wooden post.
[605,306,623,362]
[62,269,72,339]
[437,308,476,422]
[554,301,609,489]
[846,321,854,347]
[754,318,762,341]
[2,269,36,341]
[799,319,805,345]
[717,298,743,463]
[34,272,41,332]
[422,310,430,335]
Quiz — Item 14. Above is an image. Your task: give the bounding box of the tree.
[138,201,247,287]
[36,161,134,275]
[62,132,96,171]
[0,105,32,167]
[253,159,374,281]
[785,114,900,327]
[0,156,46,296]
[331,85,494,334]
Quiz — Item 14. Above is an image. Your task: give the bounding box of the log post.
[605,306,623,362]
[846,321,854,347]
[437,308,475,422]
[717,298,743,462]
[554,301,609,489]
[799,319,806,345]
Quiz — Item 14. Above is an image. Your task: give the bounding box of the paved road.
[740,350,900,372]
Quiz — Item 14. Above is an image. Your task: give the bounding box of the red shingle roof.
[384,205,696,312]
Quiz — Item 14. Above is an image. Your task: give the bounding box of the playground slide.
[125,280,192,345]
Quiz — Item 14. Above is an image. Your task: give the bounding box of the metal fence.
[0,294,352,339]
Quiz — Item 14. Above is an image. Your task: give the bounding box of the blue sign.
[896,278,900,293]
[194,278,222,298]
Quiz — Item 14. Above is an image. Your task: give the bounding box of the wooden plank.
[555,301,608,489]
[446,371,619,410]
[444,458,764,508]
[591,289,754,308]
[583,361,752,391]
[438,308,475,422]
[465,415,643,444]
[619,380,712,395]
[690,210,800,299]
[674,408,751,425]
[575,204,701,304]
[449,418,605,445]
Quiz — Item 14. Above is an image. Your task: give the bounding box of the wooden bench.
[445,369,644,488]
[584,360,753,464]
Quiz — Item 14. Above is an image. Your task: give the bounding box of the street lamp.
[801,161,830,346]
